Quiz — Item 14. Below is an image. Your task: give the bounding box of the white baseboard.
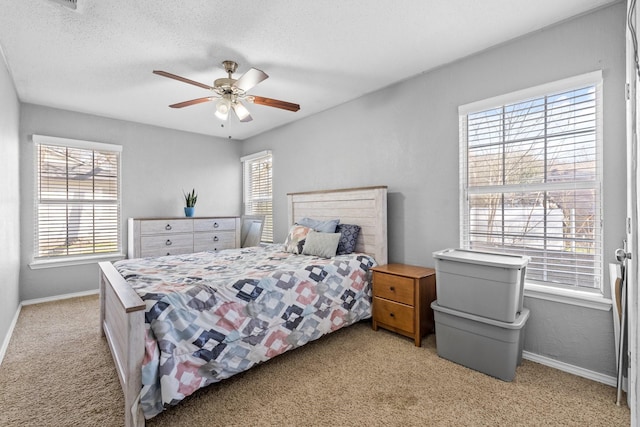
[523,350,617,387]
[20,289,99,306]
[1,289,99,366]
[0,304,22,366]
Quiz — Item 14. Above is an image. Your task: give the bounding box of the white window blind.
[459,72,603,291]
[242,150,273,243]
[33,135,122,261]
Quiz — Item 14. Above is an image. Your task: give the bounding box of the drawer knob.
[213,222,219,228]
[165,239,172,246]
[389,286,395,291]
[165,224,172,230]
[166,252,170,256]
[213,236,219,242]
[389,312,395,318]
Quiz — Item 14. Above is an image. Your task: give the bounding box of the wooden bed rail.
[99,261,146,427]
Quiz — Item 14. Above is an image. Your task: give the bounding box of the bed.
[99,186,388,426]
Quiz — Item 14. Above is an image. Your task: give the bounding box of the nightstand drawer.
[373,297,414,333]
[373,273,414,305]
[371,264,437,347]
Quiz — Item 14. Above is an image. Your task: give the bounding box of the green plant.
[183,188,198,207]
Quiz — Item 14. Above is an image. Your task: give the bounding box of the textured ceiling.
[0,0,619,140]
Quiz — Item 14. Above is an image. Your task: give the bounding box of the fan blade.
[169,97,215,108]
[153,70,214,90]
[252,96,300,112]
[234,68,269,92]
[232,101,253,122]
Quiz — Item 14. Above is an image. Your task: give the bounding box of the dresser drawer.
[140,219,193,235]
[140,246,193,257]
[194,231,236,252]
[128,216,240,259]
[140,233,193,257]
[373,272,415,306]
[372,297,414,334]
[194,218,236,232]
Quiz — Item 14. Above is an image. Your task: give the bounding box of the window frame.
[30,134,124,269]
[241,150,273,243]
[458,71,610,309]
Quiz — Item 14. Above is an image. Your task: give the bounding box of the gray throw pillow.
[301,230,341,258]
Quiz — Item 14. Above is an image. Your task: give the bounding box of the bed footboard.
[99,261,146,427]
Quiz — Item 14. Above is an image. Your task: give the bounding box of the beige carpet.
[0,295,630,426]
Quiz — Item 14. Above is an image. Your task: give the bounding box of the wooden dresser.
[127,217,241,258]
[371,263,437,346]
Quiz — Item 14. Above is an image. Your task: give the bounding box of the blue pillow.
[336,224,361,255]
[296,217,340,233]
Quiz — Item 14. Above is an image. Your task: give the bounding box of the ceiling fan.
[153,60,300,123]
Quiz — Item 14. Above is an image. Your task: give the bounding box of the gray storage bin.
[432,301,529,382]
[433,248,529,322]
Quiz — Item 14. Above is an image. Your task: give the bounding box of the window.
[242,150,273,243]
[33,135,122,264]
[459,72,603,292]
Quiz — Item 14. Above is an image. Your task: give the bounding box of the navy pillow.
[336,224,361,255]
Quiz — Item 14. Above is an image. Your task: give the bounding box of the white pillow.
[301,230,341,258]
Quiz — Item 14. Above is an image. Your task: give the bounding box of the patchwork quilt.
[113,244,376,419]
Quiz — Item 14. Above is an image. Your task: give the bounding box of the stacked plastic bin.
[431,248,530,381]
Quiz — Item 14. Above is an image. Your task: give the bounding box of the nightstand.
[371,264,437,346]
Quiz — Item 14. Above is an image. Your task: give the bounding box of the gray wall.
[242,4,626,377]
[0,51,20,349]
[19,104,242,300]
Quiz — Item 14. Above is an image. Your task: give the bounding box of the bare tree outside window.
[35,139,121,260]
[462,83,602,290]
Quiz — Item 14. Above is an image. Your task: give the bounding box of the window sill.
[29,253,126,270]
[524,282,612,311]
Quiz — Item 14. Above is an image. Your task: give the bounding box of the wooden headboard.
[287,186,388,265]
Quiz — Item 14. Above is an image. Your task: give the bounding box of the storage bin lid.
[433,248,529,269]
[431,301,530,328]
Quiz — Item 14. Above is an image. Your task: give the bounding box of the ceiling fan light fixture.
[215,98,231,120]
[233,101,251,122]
[154,60,299,123]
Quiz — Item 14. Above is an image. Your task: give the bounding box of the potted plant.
[183,188,197,217]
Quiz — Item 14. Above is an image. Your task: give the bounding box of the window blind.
[34,135,122,260]
[459,74,603,291]
[242,151,273,243]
